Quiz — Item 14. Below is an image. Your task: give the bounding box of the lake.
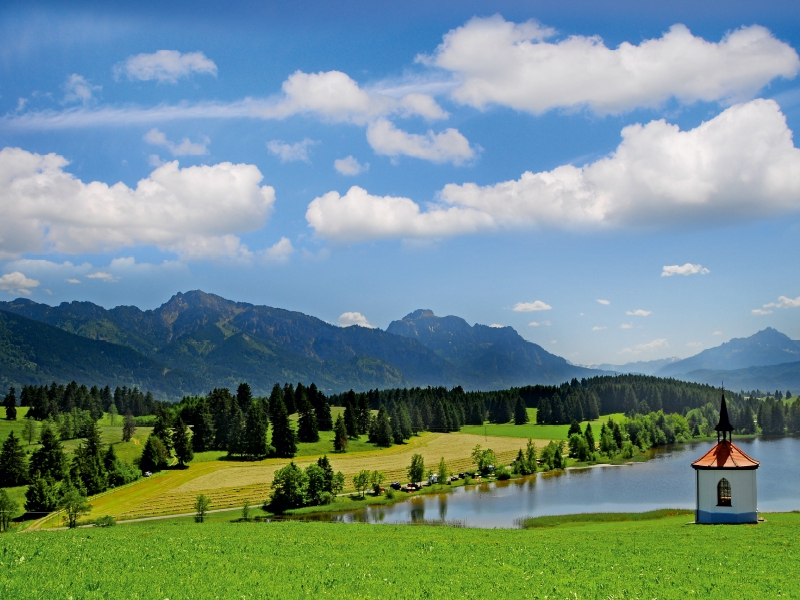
[289,436,800,528]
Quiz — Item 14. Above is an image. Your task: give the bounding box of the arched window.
[717,478,732,506]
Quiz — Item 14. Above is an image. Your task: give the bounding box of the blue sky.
[1,0,800,366]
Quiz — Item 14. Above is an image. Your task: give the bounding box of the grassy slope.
[461,408,625,440]
[3,514,799,598]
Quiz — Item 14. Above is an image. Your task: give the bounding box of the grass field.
[461,409,625,440]
[3,512,799,598]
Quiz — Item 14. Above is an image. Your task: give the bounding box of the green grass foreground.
[3,514,800,598]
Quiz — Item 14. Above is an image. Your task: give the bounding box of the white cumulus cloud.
[620,323,633,329]
[0,147,275,260]
[529,320,551,327]
[513,301,552,312]
[366,118,475,165]
[592,326,607,331]
[144,128,209,156]
[764,295,800,309]
[116,50,218,83]
[627,309,652,317]
[306,186,492,242]
[661,263,710,277]
[261,237,294,262]
[306,100,800,241]
[596,299,610,305]
[267,139,318,163]
[66,278,81,284]
[0,271,40,295]
[422,16,799,114]
[752,308,773,315]
[338,312,375,328]
[334,156,369,176]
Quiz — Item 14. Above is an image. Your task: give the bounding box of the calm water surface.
[290,436,800,528]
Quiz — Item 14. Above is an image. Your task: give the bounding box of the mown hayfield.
[4,513,799,598]
[461,409,626,440]
[36,432,545,526]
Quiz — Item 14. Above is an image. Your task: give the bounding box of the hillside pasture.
[36,431,547,526]
[461,409,625,439]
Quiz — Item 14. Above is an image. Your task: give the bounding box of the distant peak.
[402,309,436,320]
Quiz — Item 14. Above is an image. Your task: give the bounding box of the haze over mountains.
[0,291,593,397]
[1,291,798,398]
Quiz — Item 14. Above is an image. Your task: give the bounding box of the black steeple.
[715,390,734,442]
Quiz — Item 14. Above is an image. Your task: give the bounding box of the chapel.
[691,393,759,524]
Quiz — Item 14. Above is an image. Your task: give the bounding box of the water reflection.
[280,437,800,529]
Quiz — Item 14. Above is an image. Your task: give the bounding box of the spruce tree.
[283,383,296,415]
[29,424,67,481]
[173,416,194,467]
[584,423,595,452]
[270,394,297,458]
[333,413,348,453]
[24,475,60,513]
[316,396,334,431]
[70,422,107,496]
[514,396,530,425]
[226,404,246,457]
[152,407,174,454]
[139,435,169,472]
[236,383,253,413]
[208,388,233,450]
[343,401,359,439]
[317,455,335,492]
[192,403,215,452]
[374,407,393,447]
[3,388,17,421]
[0,432,28,487]
[244,401,271,458]
[568,420,581,436]
[297,391,320,443]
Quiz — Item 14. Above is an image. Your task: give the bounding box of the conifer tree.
[70,422,107,495]
[0,432,28,487]
[152,407,174,454]
[297,391,319,443]
[514,396,530,425]
[139,435,169,473]
[24,475,60,513]
[173,416,194,467]
[317,455,335,491]
[208,387,233,450]
[244,401,272,458]
[236,383,253,413]
[333,413,348,453]
[283,383,296,415]
[584,422,595,451]
[29,424,67,481]
[226,404,246,457]
[3,388,17,421]
[316,395,334,431]
[357,394,371,435]
[192,403,215,452]
[343,398,359,439]
[373,407,393,447]
[270,394,297,458]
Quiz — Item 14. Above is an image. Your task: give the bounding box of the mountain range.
[0,291,593,398]
[1,291,798,399]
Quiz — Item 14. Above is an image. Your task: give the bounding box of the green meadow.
[461,408,625,440]
[2,513,799,598]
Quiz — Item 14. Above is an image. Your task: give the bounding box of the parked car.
[390,481,401,490]
[143,471,153,477]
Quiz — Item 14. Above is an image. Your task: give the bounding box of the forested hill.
[0,292,601,396]
[0,309,202,398]
[386,309,595,386]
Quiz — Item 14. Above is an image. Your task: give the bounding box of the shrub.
[95,515,116,527]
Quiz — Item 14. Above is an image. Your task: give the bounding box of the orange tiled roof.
[691,440,759,469]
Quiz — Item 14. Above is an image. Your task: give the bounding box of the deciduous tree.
[0,489,18,532]
[407,454,425,484]
[333,413,348,453]
[194,494,210,523]
[268,462,307,511]
[122,410,136,442]
[60,483,91,528]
